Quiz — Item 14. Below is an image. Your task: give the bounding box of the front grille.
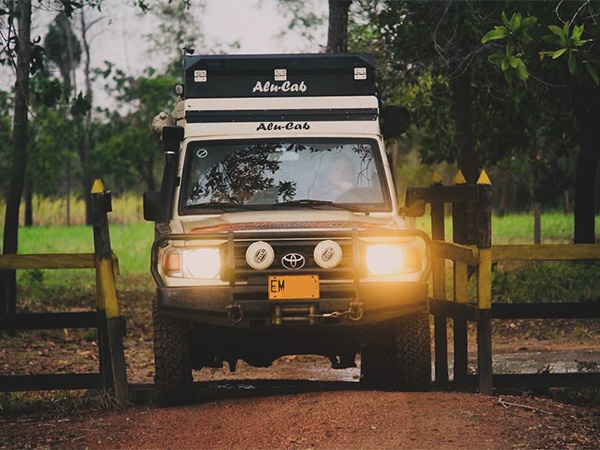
[232,238,355,282]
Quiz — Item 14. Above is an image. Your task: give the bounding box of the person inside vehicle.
[315,156,356,200]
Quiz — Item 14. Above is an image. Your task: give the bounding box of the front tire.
[153,298,195,406]
[360,311,431,391]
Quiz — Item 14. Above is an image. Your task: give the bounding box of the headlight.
[365,243,422,276]
[162,248,221,279]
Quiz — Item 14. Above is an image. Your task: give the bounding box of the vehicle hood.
[179,210,402,234]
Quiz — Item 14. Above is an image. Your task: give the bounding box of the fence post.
[91,179,130,407]
[0,266,17,337]
[452,170,469,391]
[430,171,448,388]
[476,171,493,395]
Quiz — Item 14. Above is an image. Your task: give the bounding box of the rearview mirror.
[381,105,410,140]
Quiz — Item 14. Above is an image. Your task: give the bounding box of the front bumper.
[158,281,428,328]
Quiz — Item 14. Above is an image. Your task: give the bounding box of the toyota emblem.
[281,253,305,270]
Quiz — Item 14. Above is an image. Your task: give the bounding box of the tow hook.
[226,302,243,323]
[306,302,364,322]
[347,301,364,322]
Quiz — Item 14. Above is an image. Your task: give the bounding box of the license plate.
[268,275,320,300]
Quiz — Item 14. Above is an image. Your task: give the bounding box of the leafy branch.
[481,11,599,85]
[481,12,537,82]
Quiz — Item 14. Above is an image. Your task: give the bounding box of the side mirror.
[381,105,410,140]
[143,191,160,221]
[162,125,185,153]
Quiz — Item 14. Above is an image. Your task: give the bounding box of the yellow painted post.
[431,171,446,301]
[430,171,448,387]
[476,170,493,395]
[452,169,469,391]
[91,179,130,407]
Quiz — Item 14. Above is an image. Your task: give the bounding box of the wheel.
[153,297,195,406]
[360,311,431,391]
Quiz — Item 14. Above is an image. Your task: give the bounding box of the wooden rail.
[493,244,600,261]
[407,170,600,394]
[0,180,129,406]
[0,253,96,270]
[432,241,479,265]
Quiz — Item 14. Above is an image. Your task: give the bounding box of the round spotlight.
[314,240,343,269]
[245,241,275,270]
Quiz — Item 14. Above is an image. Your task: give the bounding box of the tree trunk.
[452,67,479,184]
[498,170,509,217]
[24,175,33,227]
[2,0,32,319]
[326,0,351,53]
[80,10,93,225]
[533,202,541,245]
[563,189,570,214]
[146,153,156,192]
[65,159,71,226]
[571,87,600,244]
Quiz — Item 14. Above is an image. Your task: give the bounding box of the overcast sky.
[87,0,327,76]
[2,0,328,108]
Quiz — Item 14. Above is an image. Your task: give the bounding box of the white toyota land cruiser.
[144,53,432,405]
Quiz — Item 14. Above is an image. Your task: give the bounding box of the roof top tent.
[183,53,377,99]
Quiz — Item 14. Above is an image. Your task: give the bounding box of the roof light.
[274,69,287,81]
[354,67,367,80]
[194,70,207,83]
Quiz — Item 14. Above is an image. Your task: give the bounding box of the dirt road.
[2,378,599,449]
[2,293,599,448]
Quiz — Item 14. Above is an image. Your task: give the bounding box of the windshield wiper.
[275,199,370,215]
[186,201,257,211]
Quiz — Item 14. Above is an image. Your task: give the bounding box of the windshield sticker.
[252,81,307,93]
[196,149,208,158]
[257,122,311,132]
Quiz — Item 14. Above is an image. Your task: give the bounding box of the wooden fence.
[407,171,600,394]
[0,180,129,406]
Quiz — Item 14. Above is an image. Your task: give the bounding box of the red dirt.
[2,389,599,449]
[2,291,599,449]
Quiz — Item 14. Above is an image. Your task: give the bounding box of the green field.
[2,211,600,306]
[1,212,595,274]
[2,212,599,276]
[13,222,154,275]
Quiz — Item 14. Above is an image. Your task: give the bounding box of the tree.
[327,0,351,53]
[79,8,95,224]
[368,1,522,184]
[94,66,178,192]
[2,0,32,317]
[44,12,82,98]
[481,5,600,242]
[43,12,83,225]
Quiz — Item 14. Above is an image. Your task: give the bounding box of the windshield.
[179,139,390,214]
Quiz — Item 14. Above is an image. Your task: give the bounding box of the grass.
[1,200,599,411]
[0,390,114,419]
[4,211,597,277]
[0,193,145,226]
[13,223,153,270]
[493,261,600,304]
[6,223,155,306]
[1,199,599,306]
[415,211,600,244]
